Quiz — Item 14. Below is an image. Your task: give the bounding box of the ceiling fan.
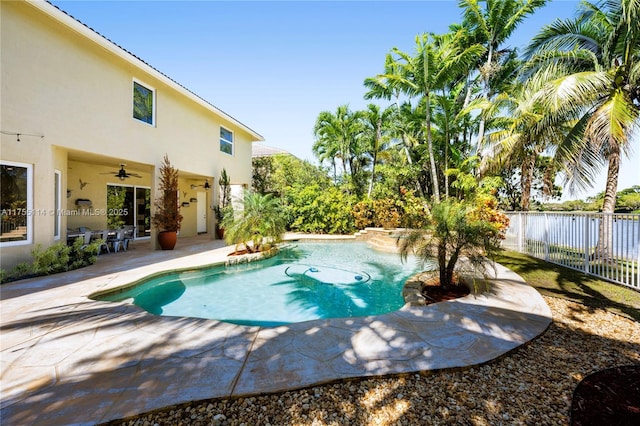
[102,164,142,181]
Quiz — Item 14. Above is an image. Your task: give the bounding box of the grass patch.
[495,250,640,322]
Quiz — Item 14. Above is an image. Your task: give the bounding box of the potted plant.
[151,154,183,250]
[214,168,231,239]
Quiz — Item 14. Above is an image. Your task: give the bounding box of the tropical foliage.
[398,195,509,290]
[249,0,637,279]
[0,238,101,283]
[222,190,286,253]
[306,1,635,220]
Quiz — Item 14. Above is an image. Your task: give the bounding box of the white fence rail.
[502,212,639,290]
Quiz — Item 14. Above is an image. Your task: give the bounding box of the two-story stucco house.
[1,0,264,270]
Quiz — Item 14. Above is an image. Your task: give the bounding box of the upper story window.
[220,127,234,155]
[1,161,33,245]
[133,80,155,125]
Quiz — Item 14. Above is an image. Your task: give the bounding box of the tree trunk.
[367,119,382,198]
[368,151,377,198]
[595,149,620,260]
[520,153,536,211]
[426,92,440,202]
[476,45,494,153]
[438,242,447,290]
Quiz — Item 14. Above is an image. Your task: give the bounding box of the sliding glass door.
[107,185,150,239]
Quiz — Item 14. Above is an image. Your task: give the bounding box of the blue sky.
[51,0,638,200]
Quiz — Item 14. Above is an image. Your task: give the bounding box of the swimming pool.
[96,241,432,327]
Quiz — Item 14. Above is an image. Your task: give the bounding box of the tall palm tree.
[312,133,340,184]
[364,53,415,166]
[313,105,363,187]
[459,0,548,148]
[360,104,394,197]
[524,0,640,257]
[371,31,483,202]
[481,83,566,210]
[432,77,478,199]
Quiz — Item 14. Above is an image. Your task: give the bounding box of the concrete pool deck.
[1,234,552,425]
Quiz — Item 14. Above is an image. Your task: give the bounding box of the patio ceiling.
[66,149,152,174]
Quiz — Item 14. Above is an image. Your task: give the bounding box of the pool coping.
[0,237,552,425]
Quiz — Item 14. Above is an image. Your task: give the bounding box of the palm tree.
[481,82,567,210]
[398,198,505,290]
[371,31,483,202]
[360,104,394,197]
[222,190,286,254]
[524,0,640,257]
[313,105,363,191]
[459,0,548,148]
[364,53,415,166]
[432,78,478,199]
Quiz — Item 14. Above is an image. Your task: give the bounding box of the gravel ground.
[108,296,640,426]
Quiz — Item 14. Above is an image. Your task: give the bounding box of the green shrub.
[352,190,429,231]
[352,200,375,229]
[372,198,401,229]
[1,237,100,283]
[287,184,356,234]
[68,237,100,270]
[397,190,429,229]
[8,262,33,281]
[30,243,71,275]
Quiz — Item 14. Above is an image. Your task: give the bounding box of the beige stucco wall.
[1,1,261,269]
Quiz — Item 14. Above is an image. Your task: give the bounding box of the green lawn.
[495,250,640,322]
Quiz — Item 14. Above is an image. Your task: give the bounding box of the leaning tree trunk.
[595,150,620,261]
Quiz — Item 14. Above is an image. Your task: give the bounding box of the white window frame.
[54,169,61,240]
[132,79,156,127]
[220,126,234,155]
[0,160,33,246]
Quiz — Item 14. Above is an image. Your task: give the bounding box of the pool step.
[355,227,404,253]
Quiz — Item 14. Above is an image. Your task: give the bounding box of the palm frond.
[586,88,640,152]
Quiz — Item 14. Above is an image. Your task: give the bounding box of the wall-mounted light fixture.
[190,179,211,190]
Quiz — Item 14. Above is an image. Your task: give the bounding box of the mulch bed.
[421,278,470,305]
[570,365,640,425]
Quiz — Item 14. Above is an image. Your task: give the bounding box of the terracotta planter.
[216,226,225,240]
[158,230,177,250]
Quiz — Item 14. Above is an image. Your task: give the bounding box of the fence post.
[518,212,524,253]
[544,212,549,261]
[584,214,590,274]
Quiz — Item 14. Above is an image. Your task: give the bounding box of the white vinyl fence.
[502,212,640,290]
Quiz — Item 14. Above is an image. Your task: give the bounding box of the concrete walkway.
[1,235,551,425]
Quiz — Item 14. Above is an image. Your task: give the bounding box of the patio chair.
[109,229,127,253]
[96,230,110,255]
[79,230,93,250]
[123,225,135,250]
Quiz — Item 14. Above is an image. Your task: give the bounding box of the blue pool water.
[97,242,430,327]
